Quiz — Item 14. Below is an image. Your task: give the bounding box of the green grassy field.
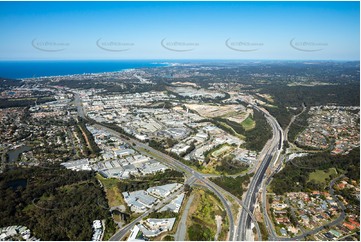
[241,115,256,131]
[96,174,125,207]
[212,144,232,158]
[308,168,337,184]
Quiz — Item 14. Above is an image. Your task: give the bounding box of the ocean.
[0,60,168,79]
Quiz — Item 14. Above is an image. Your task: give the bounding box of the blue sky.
[0,1,359,60]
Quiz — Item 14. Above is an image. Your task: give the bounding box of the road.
[109,176,196,241]
[259,104,347,241]
[284,103,309,152]
[259,103,308,240]
[261,172,347,240]
[283,103,306,143]
[261,175,278,240]
[174,194,195,241]
[102,129,236,241]
[289,175,346,240]
[74,93,85,118]
[73,93,241,241]
[236,104,284,241]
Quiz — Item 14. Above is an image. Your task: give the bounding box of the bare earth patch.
[185,103,252,124]
[214,215,223,240]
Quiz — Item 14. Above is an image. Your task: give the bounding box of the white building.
[159,193,185,213]
[93,220,102,230]
[146,183,182,198]
[122,190,158,213]
[92,220,103,241]
[60,159,91,171]
[137,218,176,238]
[127,225,145,241]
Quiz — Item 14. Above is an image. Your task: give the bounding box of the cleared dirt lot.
[185,103,252,123]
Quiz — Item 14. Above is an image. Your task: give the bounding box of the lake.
[7,145,31,162]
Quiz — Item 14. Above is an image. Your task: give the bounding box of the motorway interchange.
[77,93,355,241]
[75,93,285,241]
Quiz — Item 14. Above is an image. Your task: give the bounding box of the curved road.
[74,93,237,241]
[75,92,263,241]
[109,176,196,241]
[237,104,284,241]
[262,169,347,240]
[259,102,346,241]
[102,128,236,241]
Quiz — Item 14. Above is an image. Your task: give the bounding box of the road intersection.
[74,93,282,241]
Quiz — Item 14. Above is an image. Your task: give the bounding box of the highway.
[236,104,284,241]
[73,93,242,241]
[260,106,305,241]
[74,93,86,118]
[257,102,346,241]
[97,123,236,241]
[91,97,350,242]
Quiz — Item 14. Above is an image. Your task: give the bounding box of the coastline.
[0,60,170,79]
